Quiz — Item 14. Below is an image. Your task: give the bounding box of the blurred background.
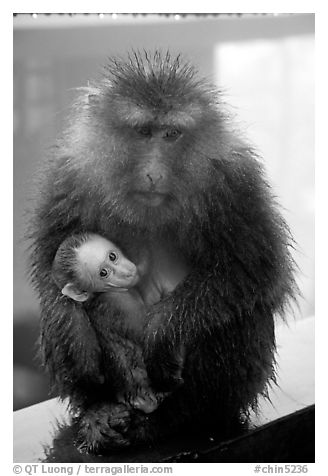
[13,13,314,411]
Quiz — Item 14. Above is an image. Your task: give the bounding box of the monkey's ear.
[61,283,90,302]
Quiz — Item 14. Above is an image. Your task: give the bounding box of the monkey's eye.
[108,251,118,262]
[99,268,109,278]
[137,126,152,137]
[164,129,181,140]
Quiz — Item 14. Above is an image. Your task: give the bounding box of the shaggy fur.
[29,51,297,453]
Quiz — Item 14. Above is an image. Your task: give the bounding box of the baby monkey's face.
[76,235,139,292]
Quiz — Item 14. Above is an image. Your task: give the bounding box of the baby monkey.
[52,233,140,302]
[52,232,165,414]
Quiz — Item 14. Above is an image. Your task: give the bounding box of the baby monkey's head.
[52,233,139,302]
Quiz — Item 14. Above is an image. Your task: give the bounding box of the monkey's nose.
[146,172,163,186]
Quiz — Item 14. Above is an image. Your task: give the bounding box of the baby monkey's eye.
[108,251,118,262]
[99,268,109,278]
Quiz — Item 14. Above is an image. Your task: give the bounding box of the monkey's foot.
[76,403,131,454]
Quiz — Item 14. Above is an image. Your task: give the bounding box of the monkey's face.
[70,53,226,228]
[87,98,223,228]
[75,235,139,292]
[114,119,214,224]
[116,119,196,209]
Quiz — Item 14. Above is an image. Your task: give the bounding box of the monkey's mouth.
[133,191,167,207]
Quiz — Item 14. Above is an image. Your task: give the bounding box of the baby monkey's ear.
[61,283,90,302]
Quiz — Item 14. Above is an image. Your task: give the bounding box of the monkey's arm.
[143,163,296,393]
[40,290,103,385]
[39,283,104,388]
[143,262,278,396]
[29,160,106,389]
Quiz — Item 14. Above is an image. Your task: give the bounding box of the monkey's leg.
[90,308,163,414]
[103,340,165,414]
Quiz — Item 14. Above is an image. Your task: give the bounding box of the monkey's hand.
[129,392,160,414]
[76,402,132,454]
[123,386,169,414]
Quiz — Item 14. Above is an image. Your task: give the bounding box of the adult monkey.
[29,51,297,453]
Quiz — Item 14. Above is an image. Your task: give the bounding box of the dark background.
[13,13,314,411]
